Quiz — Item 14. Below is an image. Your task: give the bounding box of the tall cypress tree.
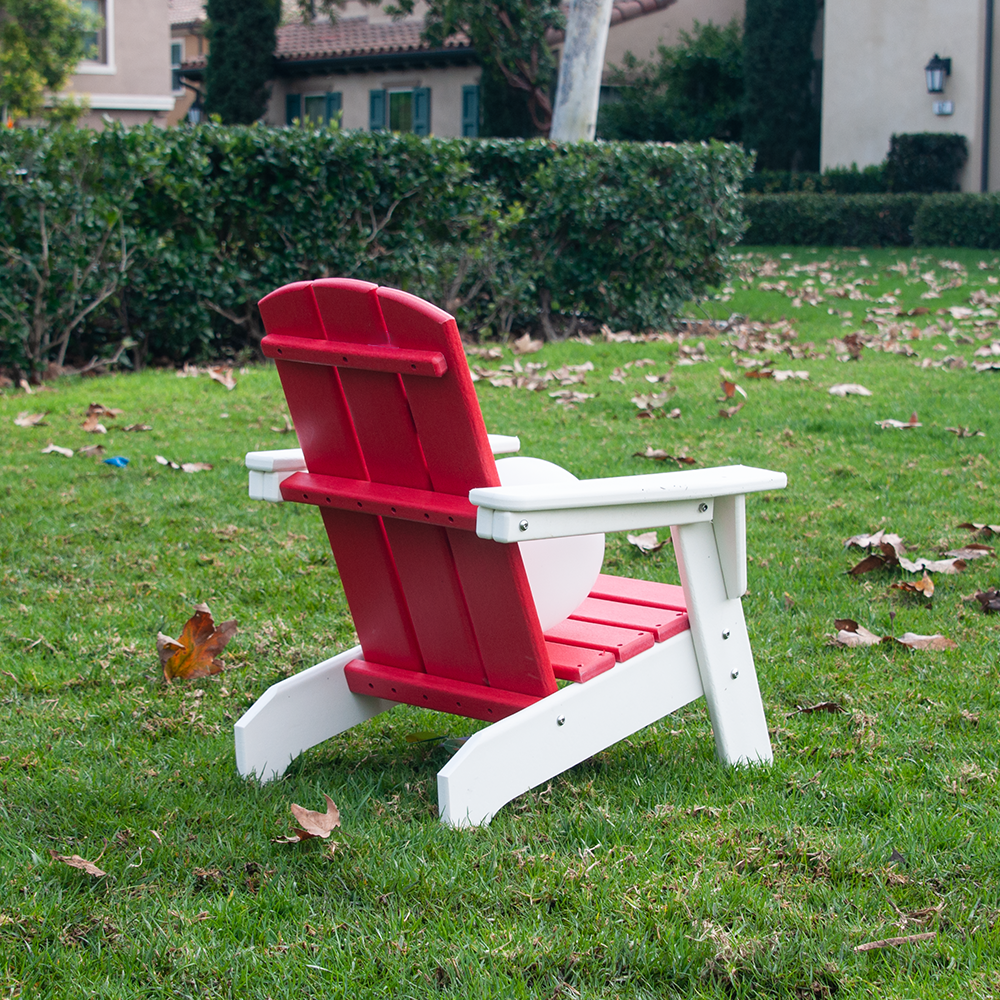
[204,0,280,124]
[742,0,820,171]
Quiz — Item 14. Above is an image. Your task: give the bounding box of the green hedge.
[912,193,1000,248]
[743,165,888,194]
[0,125,750,369]
[743,193,924,246]
[886,133,968,193]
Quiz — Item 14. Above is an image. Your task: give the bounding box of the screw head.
[722,630,731,640]
[518,519,529,532]
[698,502,709,513]
[556,714,566,726]
[731,669,740,680]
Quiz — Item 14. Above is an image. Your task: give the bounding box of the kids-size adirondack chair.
[235,278,786,827]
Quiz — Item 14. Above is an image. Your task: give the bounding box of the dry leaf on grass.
[122,423,152,432]
[50,851,106,877]
[957,522,1000,537]
[155,455,213,473]
[876,413,921,430]
[945,426,985,438]
[271,414,294,433]
[854,931,936,952]
[719,379,748,401]
[81,414,107,433]
[831,618,955,650]
[14,411,49,427]
[945,544,994,560]
[77,444,106,458]
[845,530,966,575]
[974,588,1000,612]
[206,366,236,390]
[157,603,237,682]
[828,383,872,397]
[275,794,341,843]
[632,448,696,466]
[87,403,123,418]
[772,370,810,381]
[719,400,745,418]
[891,574,935,598]
[627,531,668,554]
[41,443,74,457]
[511,333,543,355]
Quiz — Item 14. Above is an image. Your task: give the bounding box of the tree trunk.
[550,0,615,142]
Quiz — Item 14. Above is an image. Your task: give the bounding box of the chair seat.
[344,575,690,719]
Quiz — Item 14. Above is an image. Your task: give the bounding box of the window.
[171,41,183,93]
[369,88,429,135]
[462,85,480,137]
[81,0,107,63]
[286,92,341,126]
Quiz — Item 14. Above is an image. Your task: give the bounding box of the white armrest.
[246,448,307,472]
[470,465,785,542]
[487,433,520,455]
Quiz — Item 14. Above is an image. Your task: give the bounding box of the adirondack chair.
[235,278,786,827]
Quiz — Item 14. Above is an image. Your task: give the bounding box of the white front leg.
[671,520,772,766]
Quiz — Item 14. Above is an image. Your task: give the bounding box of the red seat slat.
[543,619,654,662]
[545,642,616,683]
[589,574,686,611]
[570,598,690,643]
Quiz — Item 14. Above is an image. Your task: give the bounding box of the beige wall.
[267,63,481,137]
[67,0,175,124]
[821,0,995,191]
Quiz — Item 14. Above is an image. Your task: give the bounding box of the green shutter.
[286,93,301,126]
[325,92,342,125]
[461,85,480,137]
[369,89,386,131]
[412,87,430,136]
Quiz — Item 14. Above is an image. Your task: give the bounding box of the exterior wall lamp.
[925,54,952,93]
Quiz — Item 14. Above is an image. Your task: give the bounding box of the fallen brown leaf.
[511,333,543,355]
[156,455,214,473]
[788,701,845,715]
[41,443,74,457]
[81,413,107,434]
[78,444,106,458]
[632,448,696,466]
[893,632,957,651]
[14,411,49,427]
[719,400,745,418]
[627,531,668,554]
[50,851,106,877]
[945,544,994,560]
[206,366,236,390]
[86,403,123,418]
[890,574,935,598]
[832,619,882,646]
[289,794,341,839]
[270,414,294,434]
[828,383,872,397]
[876,413,921,429]
[157,604,237,682]
[957,522,1000,537]
[973,588,1000,612]
[945,426,985,438]
[122,423,152,432]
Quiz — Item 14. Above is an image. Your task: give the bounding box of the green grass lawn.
[2,246,1000,998]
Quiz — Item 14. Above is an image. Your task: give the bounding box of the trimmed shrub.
[0,125,750,368]
[885,133,968,193]
[913,193,1000,248]
[743,165,888,195]
[743,193,922,246]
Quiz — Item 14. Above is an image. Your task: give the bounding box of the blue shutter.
[325,91,342,125]
[412,87,430,136]
[286,93,301,126]
[369,89,386,131]
[461,85,480,137]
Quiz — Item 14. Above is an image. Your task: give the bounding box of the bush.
[0,125,750,368]
[743,164,887,195]
[885,133,968,193]
[913,193,1000,248]
[743,193,923,246]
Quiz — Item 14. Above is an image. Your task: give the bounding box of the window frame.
[171,41,184,94]
[77,0,116,75]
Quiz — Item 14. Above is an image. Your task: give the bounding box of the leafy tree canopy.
[204,0,281,124]
[597,19,743,143]
[0,0,94,119]
[296,0,561,135]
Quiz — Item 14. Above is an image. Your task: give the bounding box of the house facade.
[175,0,745,136]
[64,0,176,126]
[821,0,1000,191]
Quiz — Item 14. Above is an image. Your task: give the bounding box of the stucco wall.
[821,0,994,191]
[267,64,481,137]
[68,0,175,121]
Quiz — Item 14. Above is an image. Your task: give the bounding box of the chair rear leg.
[234,646,397,782]
[671,520,772,766]
[437,631,703,827]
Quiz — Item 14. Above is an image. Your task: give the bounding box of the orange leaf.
[157,603,237,682]
[281,794,341,842]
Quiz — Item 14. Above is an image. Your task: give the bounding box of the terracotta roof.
[274,17,470,62]
[168,0,206,28]
[548,0,678,43]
